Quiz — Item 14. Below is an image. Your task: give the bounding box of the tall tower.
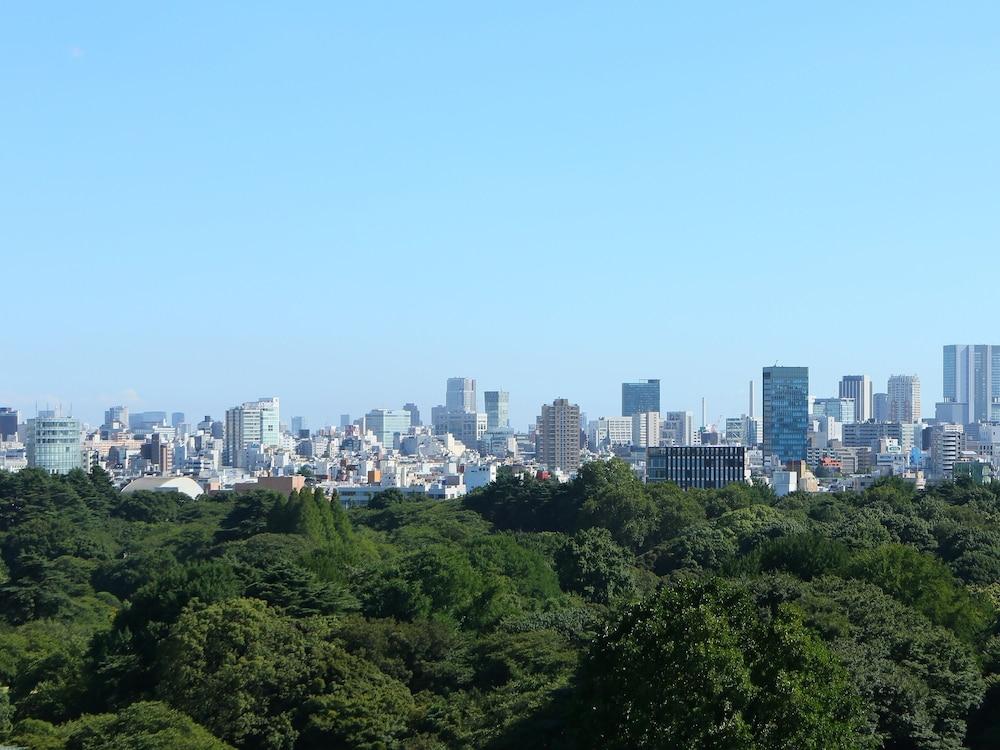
[763,367,809,462]
[621,380,660,418]
[484,390,510,430]
[446,377,477,413]
[839,375,873,423]
[887,375,921,423]
[536,398,581,472]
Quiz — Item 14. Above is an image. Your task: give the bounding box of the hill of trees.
[1,461,998,748]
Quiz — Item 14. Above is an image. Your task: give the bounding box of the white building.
[224,397,280,468]
[631,411,661,449]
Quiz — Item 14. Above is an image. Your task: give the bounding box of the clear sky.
[2,3,999,430]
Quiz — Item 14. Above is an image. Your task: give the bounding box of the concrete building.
[26,415,83,474]
[812,397,856,425]
[647,445,747,489]
[446,377,477,413]
[447,410,487,449]
[873,392,891,422]
[931,424,964,478]
[403,403,421,427]
[660,411,694,446]
[0,407,18,440]
[763,367,809,462]
[536,398,581,472]
[622,379,660,418]
[887,374,921,423]
[366,409,412,446]
[589,416,632,449]
[484,390,510,430]
[224,397,280,468]
[943,345,1000,424]
[839,375,874,423]
[631,411,661,449]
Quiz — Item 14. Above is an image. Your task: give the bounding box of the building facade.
[812,397,856,424]
[839,375,874,423]
[0,407,18,440]
[887,374,921,423]
[622,379,660,417]
[631,411,661,449]
[26,415,83,474]
[942,345,1000,424]
[763,366,809,462]
[647,446,747,489]
[446,377,477,413]
[484,390,510,430]
[224,397,280,468]
[536,398,581,472]
[366,409,412,446]
[660,411,693,446]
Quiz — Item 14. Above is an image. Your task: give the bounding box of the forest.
[0,460,998,749]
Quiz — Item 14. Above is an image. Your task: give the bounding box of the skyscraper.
[365,409,412,446]
[224,397,280,468]
[484,390,510,430]
[622,379,660,417]
[446,377,476,413]
[103,405,129,429]
[763,366,808,462]
[631,411,661,448]
[812,397,856,424]
[839,375,873,422]
[873,393,890,422]
[403,402,421,426]
[942,345,1000,424]
[536,398,581,472]
[887,375,921,423]
[26,415,83,474]
[0,407,19,440]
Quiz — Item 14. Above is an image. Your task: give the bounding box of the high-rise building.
[660,411,694,446]
[26,415,83,474]
[431,405,449,435]
[812,397,856,424]
[224,397,280,468]
[171,412,186,428]
[942,345,1000,424]
[446,377,476,413]
[873,393,890,422]
[291,416,307,436]
[0,407,19,440]
[484,390,510,430]
[403,403,421,427]
[887,375,921,423]
[536,398,581,472]
[839,375,873,422]
[588,416,632,449]
[622,379,660,418]
[129,411,168,432]
[447,410,488,448]
[763,367,809,462]
[103,405,129,430]
[631,411,661,449]
[366,409,412,446]
[339,414,351,428]
[648,446,747,489]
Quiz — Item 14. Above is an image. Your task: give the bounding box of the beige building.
[536,398,581,473]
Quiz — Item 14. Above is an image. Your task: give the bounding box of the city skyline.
[0,352,964,432]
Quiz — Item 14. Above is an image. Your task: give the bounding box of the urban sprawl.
[3,345,996,502]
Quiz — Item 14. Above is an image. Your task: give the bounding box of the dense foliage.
[0,462,998,748]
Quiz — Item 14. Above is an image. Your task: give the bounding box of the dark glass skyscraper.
[762,366,808,462]
[621,379,660,417]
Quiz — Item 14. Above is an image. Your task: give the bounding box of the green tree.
[554,528,635,605]
[575,577,874,749]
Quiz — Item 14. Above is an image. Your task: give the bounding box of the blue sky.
[2,3,999,429]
